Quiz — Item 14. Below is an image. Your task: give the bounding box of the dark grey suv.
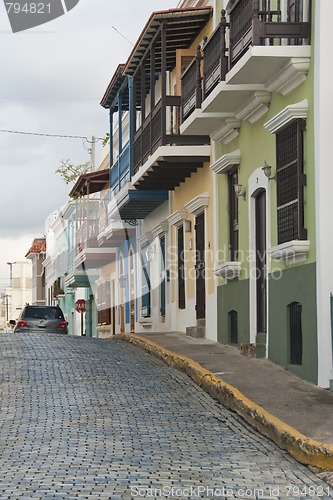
[14,305,68,335]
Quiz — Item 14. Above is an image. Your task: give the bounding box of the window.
[97,281,111,326]
[228,171,239,261]
[160,236,166,317]
[288,302,302,365]
[141,243,151,318]
[228,310,238,344]
[178,225,185,310]
[276,119,307,244]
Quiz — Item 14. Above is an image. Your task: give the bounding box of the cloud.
[0,0,177,248]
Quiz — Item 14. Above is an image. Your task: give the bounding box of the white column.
[314,0,333,388]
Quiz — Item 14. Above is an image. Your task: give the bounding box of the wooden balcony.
[181,1,311,137]
[226,1,310,92]
[133,97,210,190]
[122,7,213,190]
[228,0,310,68]
[182,56,200,122]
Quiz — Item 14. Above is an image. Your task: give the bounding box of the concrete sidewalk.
[138,331,333,447]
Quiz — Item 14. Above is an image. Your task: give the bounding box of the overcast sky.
[0,0,177,288]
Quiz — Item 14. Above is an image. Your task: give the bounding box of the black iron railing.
[228,0,310,66]
[134,99,163,174]
[181,11,229,122]
[134,96,209,174]
[180,1,310,122]
[181,46,203,122]
[181,58,197,122]
[203,14,229,100]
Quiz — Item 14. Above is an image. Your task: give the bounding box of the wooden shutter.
[228,310,238,344]
[228,171,239,261]
[141,244,151,317]
[276,119,307,244]
[289,302,302,365]
[195,212,205,320]
[160,236,166,317]
[178,226,185,310]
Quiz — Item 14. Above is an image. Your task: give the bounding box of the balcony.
[98,199,109,234]
[97,198,111,248]
[110,144,130,197]
[101,66,169,219]
[108,141,168,220]
[109,188,168,221]
[74,218,116,270]
[65,242,99,288]
[132,97,210,190]
[77,218,99,251]
[181,1,311,137]
[101,219,136,247]
[123,7,213,191]
[227,0,310,77]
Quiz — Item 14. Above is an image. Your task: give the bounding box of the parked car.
[13,305,68,335]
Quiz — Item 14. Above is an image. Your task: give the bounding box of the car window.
[23,307,64,320]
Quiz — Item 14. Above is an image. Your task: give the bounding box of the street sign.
[75,299,86,313]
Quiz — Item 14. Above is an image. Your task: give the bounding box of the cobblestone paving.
[0,333,332,500]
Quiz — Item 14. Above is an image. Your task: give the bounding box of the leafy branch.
[102,133,110,147]
[55,159,89,185]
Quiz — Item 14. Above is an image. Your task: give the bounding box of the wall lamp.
[262,162,276,181]
[146,243,156,263]
[184,219,192,233]
[234,184,246,200]
[119,273,128,288]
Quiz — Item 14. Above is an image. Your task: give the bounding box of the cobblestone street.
[0,333,331,499]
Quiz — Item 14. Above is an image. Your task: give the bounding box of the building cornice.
[264,99,308,134]
[167,210,188,227]
[185,194,209,215]
[210,149,241,175]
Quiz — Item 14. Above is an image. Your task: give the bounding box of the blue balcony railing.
[110,142,130,196]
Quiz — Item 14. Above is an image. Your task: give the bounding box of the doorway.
[255,190,267,336]
[129,249,135,333]
[195,212,205,320]
[160,235,166,319]
[119,255,125,333]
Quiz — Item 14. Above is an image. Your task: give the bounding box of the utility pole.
[90,135,96,171]
[5,294,10,322]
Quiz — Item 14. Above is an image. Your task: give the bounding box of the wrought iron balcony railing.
[134,96,208,175]
[228,0,310,66]
[181,55,200,122]
[181,1,310,122]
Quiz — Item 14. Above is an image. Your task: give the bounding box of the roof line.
[123,7,212,75]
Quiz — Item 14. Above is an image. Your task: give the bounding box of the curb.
[116,333,333,471]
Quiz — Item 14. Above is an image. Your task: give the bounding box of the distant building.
[25,238,46,305]
[4,261,32,324]
[0,293,6,330]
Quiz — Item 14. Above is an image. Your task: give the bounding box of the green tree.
[55,159,89,185]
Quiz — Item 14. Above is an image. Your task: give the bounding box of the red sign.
[75,299,86,313]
